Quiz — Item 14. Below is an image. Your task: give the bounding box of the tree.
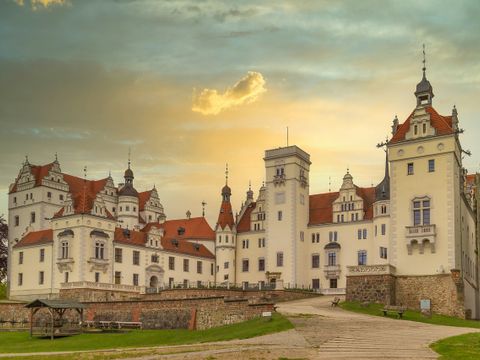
[0,215,7,283]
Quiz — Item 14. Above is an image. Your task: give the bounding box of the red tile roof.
[390,106,453,144]
[114,227,147,247]
[138,190,152,211]
[216,201,235,230]
[14,229,53,249]
[143,217,215,241]
[308,187,376,225]
[237,202,256,233]
[62,174,109,215]
[115,219,215,259]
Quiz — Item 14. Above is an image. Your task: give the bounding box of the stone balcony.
[405,224,436,254]
[347,264,396,277]
[56,257,74,272]
[405,224,436,238]
[324,265,341,279]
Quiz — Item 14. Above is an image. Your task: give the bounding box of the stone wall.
[0,296,274,331]
[346,274,396,305]
[345,267,467,318]
[59,287,320,303]
[396,272,465,318]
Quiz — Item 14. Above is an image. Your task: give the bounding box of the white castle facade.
[6,67,480,317]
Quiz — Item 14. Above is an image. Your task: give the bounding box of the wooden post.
[49,308,54,340]
[29,308,33,338]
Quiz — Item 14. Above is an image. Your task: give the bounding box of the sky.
[0,0,479,225]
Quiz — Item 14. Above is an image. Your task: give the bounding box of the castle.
[6,64,480,318]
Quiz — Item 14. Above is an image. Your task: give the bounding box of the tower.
[264,145,311,288]
[117,155,139,229]
[214,164,236,285]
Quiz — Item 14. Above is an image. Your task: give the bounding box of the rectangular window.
[242,259,249,272]
[312,233,315,243]
[258,258,265,271]
[277,211,283,221]
[211,263,214,276]
[407,163,414,175]
[381,224,386,235]
[30,212,36,224]
[183,258,189,272]
[169,277,174,288]
[357,229,362,240]
[358,250,367,265]
[47,191,52,199]
[329,231,333,242]
[316,233,320,243]
[64,272,69,283]
[328,252,336,266]
[59,194,64,201]
[423,208,430,225]
[197,261,202,274]
[300,231,304,242]
[375,225,378,236]
[428,159,435,172]
[312,279,320,289]
[18,273,23,286]
[334,231,338,241]
[114,271,121,285]
[39,271,44,285]
[39,248,45,262]
[224,261,229,269]
[19,251,23,265]
[115,248,123,263]
[312,254,320,268]
[151,254,159,263]
[61,241,69,259]
[133,250,140,265]
[380,247,388,259]
[276,252,284,267]
[133,274,139,286]
[169,256,175,270]
[329,278,337,289]
[14,215,19,227]
[95,272,100,283]
[363,229,367,239]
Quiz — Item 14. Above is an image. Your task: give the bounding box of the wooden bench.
[331,297,341,307]
[382,305,406,318]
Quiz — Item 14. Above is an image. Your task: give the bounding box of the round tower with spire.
[214,164,237,286]
[117,152,139,229]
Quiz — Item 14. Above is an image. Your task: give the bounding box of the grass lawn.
[431,332,480,359]
[339,301,480,329]
[0,313,292,354]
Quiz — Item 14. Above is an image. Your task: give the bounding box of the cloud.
[13,0,67,10]
[192,71,266,115]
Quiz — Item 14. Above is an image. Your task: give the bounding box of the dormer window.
[414,125,418,135]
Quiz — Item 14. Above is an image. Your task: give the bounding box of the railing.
[320,288,346,295]
[347,264,396,276]
[405,224,436,238]
[61,281,144,293]
[324,265,341,272]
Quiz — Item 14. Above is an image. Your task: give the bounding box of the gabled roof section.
[9,163,55,193]
[309,186,376,226]
[217,201,235,230]
[237,202,256,233]
[62,174,109,215]
[309,192,339,225]
[14,229,53,249]
[138,190,152,211]
[390,106,454,144]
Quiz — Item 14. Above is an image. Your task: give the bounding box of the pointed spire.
[54,152,58,163]
[225,163,229,185]
[246,180,254,201]
[201,201,207,217]
[422,43,426,78]
[24,155,29,165]
[128,147,131,170]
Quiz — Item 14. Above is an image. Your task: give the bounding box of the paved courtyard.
[155,296,480,359]
[1,296,478,359]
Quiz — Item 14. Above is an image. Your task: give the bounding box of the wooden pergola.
[25,299,85,340]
